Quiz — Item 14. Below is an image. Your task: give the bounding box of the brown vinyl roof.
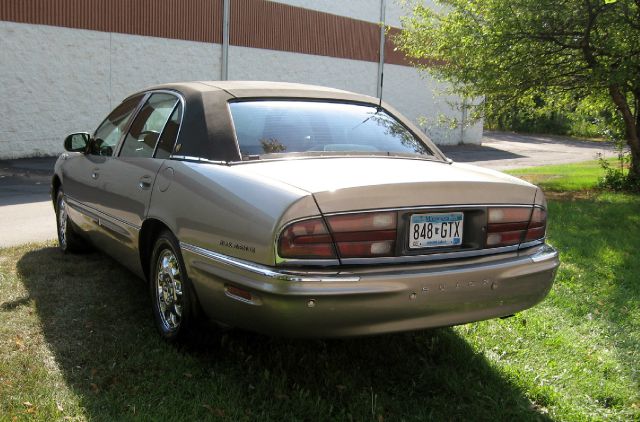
[125,81,441,163]
[145,81,379,105]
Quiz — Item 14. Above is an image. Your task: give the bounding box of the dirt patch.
[545,191,597,201]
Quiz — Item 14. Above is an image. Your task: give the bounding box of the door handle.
[91,171,99,180]
[138,176,152,190]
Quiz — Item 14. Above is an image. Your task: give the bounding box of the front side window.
[91,95,143,156]
[229,101,434,159]
[120,93,179,158]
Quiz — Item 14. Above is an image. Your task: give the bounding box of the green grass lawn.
[1,170,639,420]
[507,158,622,191]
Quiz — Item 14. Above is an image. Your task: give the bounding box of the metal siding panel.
[385,27,410,66]
[0,0,421,66]
[230,0,381,63]
[0,0,221,43]
[385,27,442,67]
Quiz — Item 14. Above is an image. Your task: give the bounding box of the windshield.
[228,101,435,159]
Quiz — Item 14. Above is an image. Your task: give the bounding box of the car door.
[62,94,145,235]
[89,92,183,275]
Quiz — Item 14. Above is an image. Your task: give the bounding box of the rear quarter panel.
[147,160,320,265]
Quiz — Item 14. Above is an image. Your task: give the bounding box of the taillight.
[525,207,547,241]
[486,206,547,247]
[278,212,397,260]
[327,212,397,258]
[278,218,336,259]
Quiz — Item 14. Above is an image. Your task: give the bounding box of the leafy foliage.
[598,152,640,191]
[397,0,640,180]
[485,92,624,138]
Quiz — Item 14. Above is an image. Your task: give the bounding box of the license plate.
[409,212,463,249]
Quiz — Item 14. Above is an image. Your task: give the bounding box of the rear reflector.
[226,285,252,301]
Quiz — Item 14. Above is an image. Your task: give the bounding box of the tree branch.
[610,85,640,155]
[581,0,600,69]
[634,88,640,135]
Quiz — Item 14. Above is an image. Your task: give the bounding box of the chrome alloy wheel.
[155,249,183,331]
[57,196,67,249]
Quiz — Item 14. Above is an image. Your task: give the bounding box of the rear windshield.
[228,101,434,159]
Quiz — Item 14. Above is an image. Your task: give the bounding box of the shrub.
[597,152,640,193]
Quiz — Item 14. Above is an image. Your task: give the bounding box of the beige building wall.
[0,1,482,159]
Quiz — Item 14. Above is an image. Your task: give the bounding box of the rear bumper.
[181,243,559,337]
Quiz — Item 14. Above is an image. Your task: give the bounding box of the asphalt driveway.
[0,157,56,247]
[440,131,618,170]
[0,132,619,247]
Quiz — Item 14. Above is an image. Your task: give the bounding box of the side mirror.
[64,132,91,153]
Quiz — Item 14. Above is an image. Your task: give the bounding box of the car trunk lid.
[232,157,537,213]
[234,157,542,262]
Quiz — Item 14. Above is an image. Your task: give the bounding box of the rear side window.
[120,93,179,158]
[155,103,182,159]
[229,101,433,158]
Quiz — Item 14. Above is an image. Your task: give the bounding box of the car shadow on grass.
[17,247,550,421]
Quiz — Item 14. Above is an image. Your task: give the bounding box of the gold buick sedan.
[52,81,559,341]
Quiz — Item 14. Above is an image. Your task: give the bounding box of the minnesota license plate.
[409,212,463,249]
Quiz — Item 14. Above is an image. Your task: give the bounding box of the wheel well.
[51,175,61,208]
[139,219,205,321]
[139,219,171,282]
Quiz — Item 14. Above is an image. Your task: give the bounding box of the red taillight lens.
[278,218,336,259]
[487,207,531,224]
[327,212,397,258]
[278,212,398,260]
[486,206,547,247]
[525,207,547,241]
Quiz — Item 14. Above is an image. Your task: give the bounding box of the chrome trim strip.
[228,154,445,165]
[519,239,545,250]
[274,258,342,267]
[530,244,558,263]
[180,242,360,282]
[322,204,542,217]
[339,244,520,265]
[64,196,100,224]
[169,155,227,165]
[65,195,141,231]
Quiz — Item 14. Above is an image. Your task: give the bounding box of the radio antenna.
[378,72,384,110]
[376,0,386,111]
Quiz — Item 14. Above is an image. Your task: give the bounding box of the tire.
[149,230,201,342]
[55,189,85,253]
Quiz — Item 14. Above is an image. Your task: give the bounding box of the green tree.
[397,0,640,181]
